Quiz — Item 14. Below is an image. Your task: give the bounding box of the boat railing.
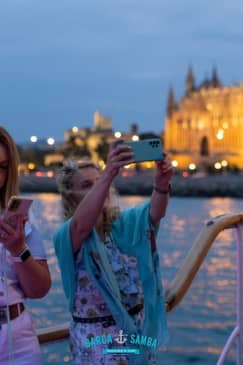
[37,322,69,344]
[37,213,243,365]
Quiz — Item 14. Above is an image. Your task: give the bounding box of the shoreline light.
[47,137,55,146]
[172,160,178,167]
[27,162,36,170]
[189,163,196,170]
[132,135,139,141]
[214,162,222,170]
[114,131,122,138]
[30,136,38,143]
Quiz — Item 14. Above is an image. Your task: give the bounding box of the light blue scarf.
[54,200,169,363]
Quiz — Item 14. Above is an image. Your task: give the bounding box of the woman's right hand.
[0,214,26,256]
[104,139,134,179]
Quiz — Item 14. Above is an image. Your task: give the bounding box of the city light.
[214,162,222,170]
[144,161,153,169]
[189,163,196,170]
[216,129,224,140]
[98,160,106,169]
[27,162,36,170]
[198,121,204,130]
[182,171,189,178]
[47,137,55,146]
[221,160,228,167]
[30,136,38,143]
[72,126,79,133]
[114,131,122,138]
[132,135,139,141]
[47,171,54,178]
[172,160,178,167]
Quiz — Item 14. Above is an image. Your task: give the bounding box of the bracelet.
[153,183,171,195]
[12,245,31,263]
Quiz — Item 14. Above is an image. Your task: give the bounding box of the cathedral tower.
[185,65,195,96]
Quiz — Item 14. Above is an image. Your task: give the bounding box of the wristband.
[12,246,31,263]
[153,183,171,195]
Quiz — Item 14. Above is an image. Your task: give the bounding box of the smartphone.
[119,138,164,163]
[3,196,33,226]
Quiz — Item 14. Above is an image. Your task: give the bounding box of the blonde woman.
[0,126,51,365]
[54,140,173,365]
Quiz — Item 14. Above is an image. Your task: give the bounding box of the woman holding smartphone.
[54,139,173,365]
[0,126,51,365]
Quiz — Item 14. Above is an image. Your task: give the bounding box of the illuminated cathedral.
[164,66,243,169]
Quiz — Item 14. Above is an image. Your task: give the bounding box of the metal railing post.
[236,224,243,365]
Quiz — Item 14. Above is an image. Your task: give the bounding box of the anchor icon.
[114,330,128,345]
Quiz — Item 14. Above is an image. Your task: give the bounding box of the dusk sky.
[1,0,243,143]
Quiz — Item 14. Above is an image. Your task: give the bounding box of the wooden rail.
[165,213,243,312]
[38,323,69,344]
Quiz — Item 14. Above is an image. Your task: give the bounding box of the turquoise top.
[54,200,169,358]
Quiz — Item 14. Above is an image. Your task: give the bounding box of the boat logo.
[114,330,128,344]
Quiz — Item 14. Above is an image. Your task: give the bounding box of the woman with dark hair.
[54,140,173,365]
[0,126,51,364]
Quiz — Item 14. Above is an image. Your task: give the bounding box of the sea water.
[25,193,243,365]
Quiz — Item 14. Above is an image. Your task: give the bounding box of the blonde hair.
[56,159,120,231]
[0,126,19,209]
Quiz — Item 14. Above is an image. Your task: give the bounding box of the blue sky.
[1,0,243,142]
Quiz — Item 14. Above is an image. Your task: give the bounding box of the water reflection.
[25,194,243,365]
[208,197,240,218]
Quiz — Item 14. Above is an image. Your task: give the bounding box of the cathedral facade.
[164,67,243,169]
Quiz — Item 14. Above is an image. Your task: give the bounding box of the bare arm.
[70,172,113,252]
[14,259,51,298]
[150,155,173,227]
[71,140,134,253]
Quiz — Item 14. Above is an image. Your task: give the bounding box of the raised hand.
[104,139,134,179]
[154,153,173,189]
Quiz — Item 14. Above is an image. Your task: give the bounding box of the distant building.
[64,110,114,163]
[44,153,64,166]
[93,110,112,130]
[164,66,243,169]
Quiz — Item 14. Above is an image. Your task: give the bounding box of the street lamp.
[214,162,222,170]
[72,126,79,133]
[172,160,178,167]
[189,163,196,170]
[30,136,38,143]
[114,131,122,138]
[132,135,139,141]
[47,137,55,146]
[221,160,228,167]
[27,162,36,170]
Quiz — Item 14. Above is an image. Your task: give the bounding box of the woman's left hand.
[154,153,173,188]
[0,214,26,256]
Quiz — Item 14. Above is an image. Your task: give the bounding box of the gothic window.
[200,136,209,156]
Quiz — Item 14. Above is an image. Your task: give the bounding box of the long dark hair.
[0,126,19,209]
